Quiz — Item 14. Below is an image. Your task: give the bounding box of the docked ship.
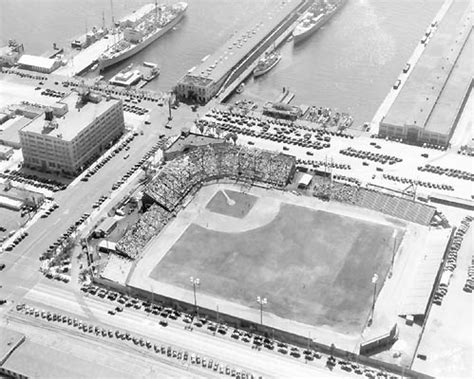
[98,2,187,71]
[253,50,281,78]
[293,0,346,43]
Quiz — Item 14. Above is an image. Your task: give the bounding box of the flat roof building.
[175,0,304,104]
[20,91,124,175]
[0,116,31,148]
[17,54,61,74]
[379,0,472,147]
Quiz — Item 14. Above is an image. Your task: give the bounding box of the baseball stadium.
[100,142,447,353]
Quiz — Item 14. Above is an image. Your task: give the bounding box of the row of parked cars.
[122,103,149,116]
[383,174,454,191]
[296,158,351,171]
[463,257,474,293]
[3,230,28,251]
[40,202,59,218]
[111,136,167,191]
[433,216,472,305]
[457,145,473,157]
[0,171,65,192]
[332,174,361,186]
[15,302,261,379]
[3,68,47,81]
[92,195,108,209]
[40,88,65,98]
[81,283,394,377]
[39,211,90,281]
[82,134,136,182]
[418,164,473,182]
[339,147,402,165]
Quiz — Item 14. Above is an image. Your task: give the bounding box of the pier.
[55,32,124,77]
[176,0,311,105]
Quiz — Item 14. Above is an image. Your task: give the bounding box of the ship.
[293,0,346,43]
[253,50,281,78]
[98,2,187,71]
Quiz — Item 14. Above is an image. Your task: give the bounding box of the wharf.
[180,0,311,105]
[215,4,307,104]
[55,32,123,77]
[369,0,455,134]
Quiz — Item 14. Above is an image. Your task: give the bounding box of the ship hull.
[99,11,185,71]
[293,0,346,43]
[253,55,281,77]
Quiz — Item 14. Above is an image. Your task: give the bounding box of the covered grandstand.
[116,143,296,259]
[379,0,472,146]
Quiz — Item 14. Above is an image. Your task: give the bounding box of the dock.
[177,0,312,105]
[369,0,456,134]
[215,8,307,104]
[55,32,123,77]
[276,88,295,104]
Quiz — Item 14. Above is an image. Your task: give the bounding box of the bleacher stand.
[313,178,436,225]
[116,143,295,260]
[144,143,296,212]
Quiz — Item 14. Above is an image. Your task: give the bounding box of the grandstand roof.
[180,0,301,86]
[382,0,472,135]
[398,229,451,316]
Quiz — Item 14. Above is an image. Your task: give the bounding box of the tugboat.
[253,50,281,78]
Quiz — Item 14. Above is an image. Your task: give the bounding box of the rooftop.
[0,116,31,145]
[180,0,301,86]
[17,54,58,70]
[382,0,472,135]
[425,28,473,134]
[21,92,120,142]
[165,133,223,154]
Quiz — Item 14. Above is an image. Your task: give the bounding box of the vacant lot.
[151,200,403,332]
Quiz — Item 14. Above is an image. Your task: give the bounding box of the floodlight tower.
[256,296,267,325]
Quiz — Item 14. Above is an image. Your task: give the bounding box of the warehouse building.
[20,90,124,175]
[379,1,472,147]
[17,54,61,74]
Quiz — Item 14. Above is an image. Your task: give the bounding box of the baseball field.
[149,185,404,332]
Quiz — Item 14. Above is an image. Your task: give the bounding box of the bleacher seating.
[116,204,171,259]
[313,180,436,225]
[145,143,296,212]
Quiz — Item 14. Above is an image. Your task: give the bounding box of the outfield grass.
[205,190,257,219]
[151,203,402,332]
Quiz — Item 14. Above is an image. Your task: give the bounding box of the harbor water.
[0,0,443,126]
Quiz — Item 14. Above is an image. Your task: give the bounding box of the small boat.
[236,83,245,94]
[287,35,294,42]
[90,63,99,71]
[253,50,281,77]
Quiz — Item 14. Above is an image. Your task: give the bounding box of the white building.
[20,91,124,175]
[17,54,61,74]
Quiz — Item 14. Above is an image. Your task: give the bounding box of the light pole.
[256,296,267,325]
[190,276,200,315]
[368,273,378,326]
